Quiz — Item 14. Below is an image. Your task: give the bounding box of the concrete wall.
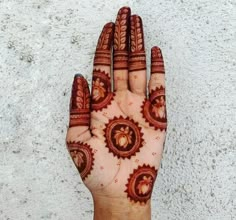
[0,0,235,219]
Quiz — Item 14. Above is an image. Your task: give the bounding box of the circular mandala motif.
[142,86,167,130]
[91,69,113,111]
[104,116,144,159]
[68,142,94,180]
[125,165,157,204]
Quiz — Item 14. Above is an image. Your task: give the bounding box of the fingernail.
[74,73,84,78]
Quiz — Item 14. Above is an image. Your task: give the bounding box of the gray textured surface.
[0,0,236,219]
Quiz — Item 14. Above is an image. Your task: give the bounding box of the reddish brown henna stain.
[94,22,114,66]
[104,116,144,159]
[151,46,165,74]
[141,86,167,131]
[125,165,157,204]
[67,142,94,180]
[91,69,114,111]
[113,7,130,70]
[129,15,146,72]
[69,76,90,127]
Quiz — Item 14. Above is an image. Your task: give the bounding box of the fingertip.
[131,14,142,23]
[151,46,163,59]
[74,73,84,78]
[104,22,115,28]
[118,6,131,14]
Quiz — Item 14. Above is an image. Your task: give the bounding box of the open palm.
[66,7,167,206]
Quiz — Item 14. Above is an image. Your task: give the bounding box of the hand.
[66,6,167,220]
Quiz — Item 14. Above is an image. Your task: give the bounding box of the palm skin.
[66,6,167,208]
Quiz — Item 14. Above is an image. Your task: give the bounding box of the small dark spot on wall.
[12,149,21,154]
[7,41,14,49]
[27,55,33,63]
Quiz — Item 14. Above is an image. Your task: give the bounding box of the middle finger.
[113,6,131,92]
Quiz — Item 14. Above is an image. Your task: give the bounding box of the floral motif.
[92,78,106,101]
[114,126,133,148]
[136,176,153,195]
[151,95,166,119]
[71,150,84,168]
[67,142,94,181]
[104,116,144,159]
[125,165,157,204]
[141,86,167,131]
[91,69,114,111]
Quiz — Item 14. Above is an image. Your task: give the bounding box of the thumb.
[66,74,92,143]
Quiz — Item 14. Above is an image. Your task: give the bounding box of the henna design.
[91,69,113,111]
[141,86,167,131]
[129,15,146,72]
[113,7,131,70]
[69,76,90,127]
[94,22,114,66]
[67,142,94,180]
[125,165,157,204]
[104,116,144,159]
[151,46,165,74]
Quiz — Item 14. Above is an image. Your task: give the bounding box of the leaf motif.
[138,39,143,44]
[121,32,126,38]
[97,25,113,50]
[77,102,83,108]
[120,20,126,25]
[114,8,130,51]
[114,32,118,39]
[77,91,84,97]
[137,33,142,39]
[120,44,126,50]
[107,28,112,34]
[130,18,144,52]
[104,39,109,45]
[120,26,127,31]
[138,44,143,51]
[114,38,119,46]
[121,14,127,19]
[137,28,141,34]
[131,46,136,52]
[105,33,110,39]
[121,38,126,43]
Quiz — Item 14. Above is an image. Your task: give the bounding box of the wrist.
[92,194,151,220]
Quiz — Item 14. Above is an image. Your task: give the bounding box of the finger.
[129,15,147,96]
[93,22,114,74]
[143,46,167,131]
[113,6,131,91]
[66,74,92,143]
[148,46,165,93]
[92,22,114,111]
